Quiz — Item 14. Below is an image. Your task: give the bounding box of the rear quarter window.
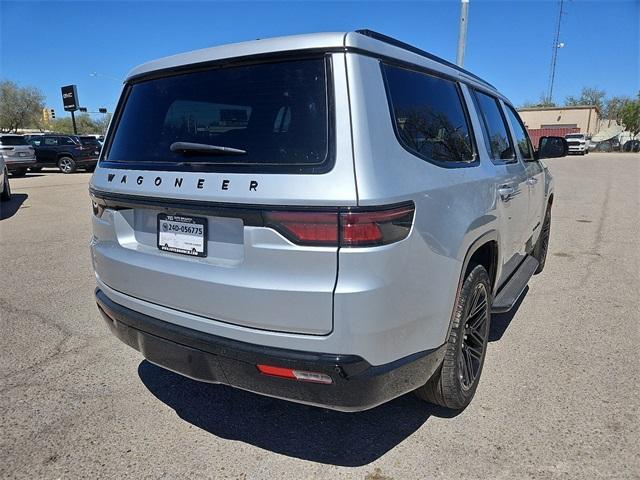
[104,57,332,174]
[382,63,476,165]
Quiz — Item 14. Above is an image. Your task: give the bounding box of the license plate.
[157,214,207,257]
[18,152,27,157]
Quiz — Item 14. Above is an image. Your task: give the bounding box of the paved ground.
[0,152,638,480]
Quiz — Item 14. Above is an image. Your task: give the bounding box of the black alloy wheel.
[415,264,492,410]
[458,282,490,390]
[534,205,552,274]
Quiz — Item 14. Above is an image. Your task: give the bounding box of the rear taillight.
[264,211,338,246]
[341,205,415,247]
[263,203,414,247]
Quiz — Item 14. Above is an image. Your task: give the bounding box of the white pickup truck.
[565,133,590,155]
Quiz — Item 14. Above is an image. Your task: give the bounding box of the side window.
[504,105,534,160]
[59,137,77,146]
[471,90,515,163]
[383,63,476,164]
[28,138,42,146]
[43,137,58,146]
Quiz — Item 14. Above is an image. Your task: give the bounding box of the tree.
[603,96,631,121]
[0,80,45,132]
[50,113,109,135]
[521,93,556,108]
[565,87,606,112]
[619,94,640,139]
[94,113,112,135]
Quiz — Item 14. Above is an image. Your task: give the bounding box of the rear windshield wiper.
[170,142,246,156]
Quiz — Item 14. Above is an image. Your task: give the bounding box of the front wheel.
[10,167,27,177]
[415,264,491,410]
[58,156,77,174]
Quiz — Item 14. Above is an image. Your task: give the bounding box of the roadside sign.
[61,85,79,111]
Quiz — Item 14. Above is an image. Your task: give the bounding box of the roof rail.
[354,29,496,90]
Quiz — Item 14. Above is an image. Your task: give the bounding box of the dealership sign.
[61,85,79,111]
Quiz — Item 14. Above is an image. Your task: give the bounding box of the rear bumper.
[6,158,36,169]
[96,288,445,412]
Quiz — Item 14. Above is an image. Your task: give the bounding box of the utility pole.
[456,0,470,67]
[546,0,565,104]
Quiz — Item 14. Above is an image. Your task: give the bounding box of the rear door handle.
[526,177,538,185]
[498,185,515,202]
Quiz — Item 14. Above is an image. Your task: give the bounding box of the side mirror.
[538,136,568,159]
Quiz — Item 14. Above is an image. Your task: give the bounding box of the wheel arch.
[445,230,499,339]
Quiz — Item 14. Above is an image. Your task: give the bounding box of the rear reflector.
[263,203,414,247]
[256,364,333,384]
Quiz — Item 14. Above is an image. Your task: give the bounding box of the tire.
[85,165,96,173]
[10,167,27,177]
[29,166,42,172]
[57,156,77,174]
[1,169,11,201]
[533,204,552,274]
[415,264,491,410]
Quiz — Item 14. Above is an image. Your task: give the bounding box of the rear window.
[0,136,28,146]
[79,136,101,146]
[104,57,331,174]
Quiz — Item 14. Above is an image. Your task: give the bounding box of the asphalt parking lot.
[0,152,638,479]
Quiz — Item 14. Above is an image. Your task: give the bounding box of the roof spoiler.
[355,29,496,90]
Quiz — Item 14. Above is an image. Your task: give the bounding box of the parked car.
[26,134,99,173]
[594,138,621,152]
[0,152,11,201]
[564,133,589,155]
[90,30,567,412]
[0,134,37,176]
[623,139,640,152]
[78,135,103,155]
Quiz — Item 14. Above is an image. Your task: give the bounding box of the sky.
[1,0,638,121]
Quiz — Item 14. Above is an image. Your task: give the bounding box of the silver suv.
[0,134,36,176]
[90,31,567,412]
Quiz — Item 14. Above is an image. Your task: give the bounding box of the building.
[517,105,603,147]
[517,105,601,135]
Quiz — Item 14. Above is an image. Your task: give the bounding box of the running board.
[491,256,539,313]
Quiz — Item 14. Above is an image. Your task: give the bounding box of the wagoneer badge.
[106,173,258,191]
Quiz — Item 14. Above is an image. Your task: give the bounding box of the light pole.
[546,0,565,104]
[456,0,470,67]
